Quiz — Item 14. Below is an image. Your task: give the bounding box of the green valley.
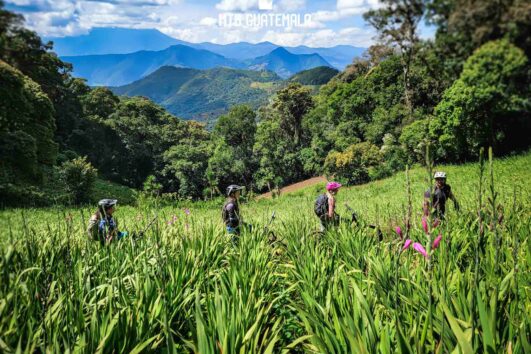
[111,66,283,122]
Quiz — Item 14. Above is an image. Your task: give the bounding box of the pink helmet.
[326,181,342,191]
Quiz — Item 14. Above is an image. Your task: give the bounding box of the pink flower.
[395,226,403,239]
[402,239,412,251]
[422,217,429,234]
[184,208,191,215]
[432,218,440,228]
[433,234,442,249]
[167,215,177,226]
[413,242,428,258]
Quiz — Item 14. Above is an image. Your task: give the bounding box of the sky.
[5,0,435,47]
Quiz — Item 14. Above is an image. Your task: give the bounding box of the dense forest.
[0,0,529,206]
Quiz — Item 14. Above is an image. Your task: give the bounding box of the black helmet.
[98,199,118,209]
[226,185,243,196]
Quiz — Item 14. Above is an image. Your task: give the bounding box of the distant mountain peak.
[270,47,291,55]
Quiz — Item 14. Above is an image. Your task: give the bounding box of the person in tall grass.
[222,185,246,240]
[424,172,460,219]
[315,182,342,231]
[87,199,126,245]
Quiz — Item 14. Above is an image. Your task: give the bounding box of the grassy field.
[0,152,529,353]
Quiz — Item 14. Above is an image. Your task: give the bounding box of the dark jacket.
[432,184,455,215]
[222,199,240,228]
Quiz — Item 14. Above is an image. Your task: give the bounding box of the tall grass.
[0,153,530,352]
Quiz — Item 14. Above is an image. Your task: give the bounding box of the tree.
[59,156,97,205]
[364,0,425,120]
[324,142,382,185]
[0,60,57,185]
[253,109,302,191]
[107,97,179,187]
[162,141,211,199]
[399,118,430,163]
[208,105,257,190]
[272,83,314,147]
[426,0,531,79]
[431,39,529,160]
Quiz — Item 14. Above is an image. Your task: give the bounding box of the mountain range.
[47,28,365,69]
[245,48,330,79]
[62,45,242,86]
[49,28,365,85]
[111,66,283,121]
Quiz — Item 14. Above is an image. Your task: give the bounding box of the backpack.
[314,194,329,218]
[87,213,101,241]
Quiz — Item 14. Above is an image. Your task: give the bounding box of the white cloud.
[9,0,377,47]
[275,0,305,11]
[215,0,258,12]
[215,0,306,12]
[261,26,374,47]
[337,0,365,10]
[199,17,218,26]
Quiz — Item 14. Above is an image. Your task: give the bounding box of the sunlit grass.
[0,152,529,352]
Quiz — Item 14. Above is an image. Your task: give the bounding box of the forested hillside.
[289,66,340,85]
[0,0,529,207]
[112,66,282,121]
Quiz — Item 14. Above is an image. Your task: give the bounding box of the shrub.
[324,142,382,185]
[431,39,529,160]
[143,175,163,197]
[399,118,430,163]
[60,157,98,205]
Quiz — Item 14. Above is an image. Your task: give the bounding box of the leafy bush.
[399,118,429,163]
[59,157,98,205]
[143,175,163,197]
[324,142,382,185]
[431,39,529,160]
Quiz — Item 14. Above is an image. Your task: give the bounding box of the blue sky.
[5,0,434,47]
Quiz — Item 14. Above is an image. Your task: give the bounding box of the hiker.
[222,185,248,240]
[315,182,342,232]
[87,199,127,245]
[424,172,460,219]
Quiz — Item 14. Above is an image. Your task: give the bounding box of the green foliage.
[324,142,382,185]
[208,105,257,190]
[0,60,58,206]
[92,178,137,205]
[162,139,211,199]
[426,0,531,79]
[59,156,98,205]
[273,82,315,147]
[113,66,282,121]
[0,153,529,352]
[431,39,529,160]
[399,118,430,163]
[143,175,162,197]
[288,66,339,85]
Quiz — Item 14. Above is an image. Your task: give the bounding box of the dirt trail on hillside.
[256,176,327,200]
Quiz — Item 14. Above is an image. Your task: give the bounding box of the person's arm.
[327,197,335,218]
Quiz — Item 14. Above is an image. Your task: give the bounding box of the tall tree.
[272,83,314,147]
[426,0,531,79]
[364,0,425,121]
[208,105,257,190]
[431,39,529,160]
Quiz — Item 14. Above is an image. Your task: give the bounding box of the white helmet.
[434,171,446,179]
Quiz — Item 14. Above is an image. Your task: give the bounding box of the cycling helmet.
[434,172,446,179]
[98,199,118,208]
[326,182,342,191]
[226,184,244,196]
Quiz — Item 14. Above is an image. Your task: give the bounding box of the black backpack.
[314,194,329,217]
